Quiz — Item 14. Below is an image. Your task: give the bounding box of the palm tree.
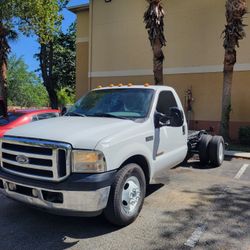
[144,0,166,85]
[0,21,17,117]
[220,0,247,140]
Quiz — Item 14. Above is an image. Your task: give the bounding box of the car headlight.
[72,150,106,173]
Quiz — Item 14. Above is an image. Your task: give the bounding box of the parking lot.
[0,157,250,250]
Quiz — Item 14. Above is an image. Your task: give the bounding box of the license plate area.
[6,181,34,197]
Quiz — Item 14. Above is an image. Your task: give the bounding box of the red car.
[0,109,60,137]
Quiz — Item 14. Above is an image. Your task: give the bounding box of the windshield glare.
[67,88,155,119]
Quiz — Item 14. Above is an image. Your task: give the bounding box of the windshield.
[67,88,155,119]
[0,112,23,126]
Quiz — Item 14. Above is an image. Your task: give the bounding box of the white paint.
[76,37,89,43]
[88,64,250,78]
[6,85,188,184]
[234,164,249,179]
[184,224,207,248]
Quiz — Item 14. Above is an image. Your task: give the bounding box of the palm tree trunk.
[144,0,166,86]
[219,0,247,141]
[220,50,236,140]
[153,38,164,85]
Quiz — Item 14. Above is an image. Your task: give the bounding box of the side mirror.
[154,107,184,128]
[154,112,171,128]
[61,107,67,116]
[169,107,184,127]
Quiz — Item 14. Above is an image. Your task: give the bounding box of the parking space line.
[184,224,207,248]
[234,164,249,180]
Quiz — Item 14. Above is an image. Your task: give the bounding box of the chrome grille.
[0,137,71,182]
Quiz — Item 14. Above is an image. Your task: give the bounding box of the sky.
[10,0,89,72]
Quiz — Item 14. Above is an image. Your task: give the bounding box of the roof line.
[67,3,89,13]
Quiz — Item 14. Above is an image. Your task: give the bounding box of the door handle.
[182,125,186,135]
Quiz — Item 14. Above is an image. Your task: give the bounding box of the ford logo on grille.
[16,155,29,164]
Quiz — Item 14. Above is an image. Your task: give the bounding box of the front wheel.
[104,163,146,226]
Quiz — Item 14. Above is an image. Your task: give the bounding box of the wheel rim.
[121,176,141,215]
[218,142,224,163]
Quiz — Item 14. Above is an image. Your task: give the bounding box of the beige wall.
[89,71,250,123]
[90,0,250,72]
[76,42,89,99]
[74,0,250,140]
[76,11,89,39]
[75,10,89,99]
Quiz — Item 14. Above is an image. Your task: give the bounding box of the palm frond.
[144,0,166,47]
[223,0,248,50]
[7,29,18,41]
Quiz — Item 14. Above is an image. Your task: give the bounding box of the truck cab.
[0,85,223,226]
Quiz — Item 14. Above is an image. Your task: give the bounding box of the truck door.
[153,91,188,174]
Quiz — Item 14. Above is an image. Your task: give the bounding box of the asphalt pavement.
[0,157,250,250]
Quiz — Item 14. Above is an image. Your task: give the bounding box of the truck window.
[67,89,155,119]
[156,91,178,116]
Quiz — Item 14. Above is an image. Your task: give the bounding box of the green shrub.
[239,126,250,145]
[57,87,75,109]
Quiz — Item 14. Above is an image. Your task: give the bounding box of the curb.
[225,150,250,160]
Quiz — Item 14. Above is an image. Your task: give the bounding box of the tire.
[208,136,225,167]
[198,134,212,165]
[104,163,146,226]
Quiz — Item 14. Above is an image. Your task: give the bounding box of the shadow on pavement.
[146,184,164,197]
[181,156,235,170]
[0,198,118,249]
[0,184,165,250]
[157,184,250,250]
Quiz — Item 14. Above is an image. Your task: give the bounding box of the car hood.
[5,116,137,149]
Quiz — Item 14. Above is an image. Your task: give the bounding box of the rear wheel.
[198,134,212,165]
[208,136,225,167]
[104,163,146,226]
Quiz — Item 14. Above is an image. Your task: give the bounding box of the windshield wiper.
[89,113,128,120]
[66,112,86,117]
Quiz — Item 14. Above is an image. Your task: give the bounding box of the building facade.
[69,0,250,140]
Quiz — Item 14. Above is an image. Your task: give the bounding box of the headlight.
[72,150,106,173]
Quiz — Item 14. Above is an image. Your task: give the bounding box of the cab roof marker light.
[128,83,133,87]
[144,83,150,87]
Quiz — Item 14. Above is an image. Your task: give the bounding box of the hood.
[5,116,137,149]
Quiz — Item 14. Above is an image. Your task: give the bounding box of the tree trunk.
[0,22,8,117]
[46,83,58,109]
[220,49,236,141]
[39,43,58,109]
[153,38,164,85]
[0,60,7,117]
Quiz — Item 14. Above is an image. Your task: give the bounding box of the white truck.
[0,85,224,226]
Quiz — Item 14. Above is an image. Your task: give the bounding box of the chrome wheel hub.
[219,142,224,162]
[121,176,141,215]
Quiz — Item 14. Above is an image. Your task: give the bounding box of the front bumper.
[0,170,116,216]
